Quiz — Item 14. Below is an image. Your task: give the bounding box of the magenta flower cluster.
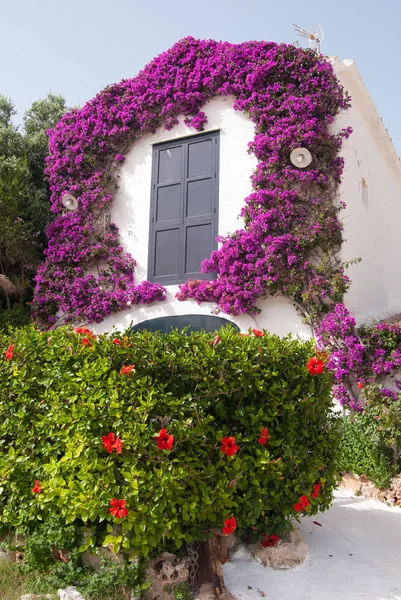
[32,37,351,325]
[316,304,401,410]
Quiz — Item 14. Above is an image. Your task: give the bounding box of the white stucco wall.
[93,95,309,337]
[334,59,401,324]
[92,64,401,337]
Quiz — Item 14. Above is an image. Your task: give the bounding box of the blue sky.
[2,0,400,155]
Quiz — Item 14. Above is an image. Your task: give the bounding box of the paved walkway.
[223,490,401,600]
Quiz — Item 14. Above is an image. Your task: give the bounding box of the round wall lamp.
[61,193,78,211]
[290,148,313,169]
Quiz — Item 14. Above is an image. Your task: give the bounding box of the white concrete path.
[223,490,401,600]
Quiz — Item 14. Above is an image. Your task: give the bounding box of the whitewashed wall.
[334,59,401,325]
[94,95,309,337]
[92,64,401,337]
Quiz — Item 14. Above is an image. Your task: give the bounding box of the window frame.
[147,130,220,285]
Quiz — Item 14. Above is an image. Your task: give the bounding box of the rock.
[144,552,191,600]
[340,472,365,495]
[0,549,15,562]
[57,587,85,600]
[361,481,387,503]
[340,472,396,505]
[248,527,308,570]
[388,474,401,506]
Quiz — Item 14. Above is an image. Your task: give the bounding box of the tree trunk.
[196,533,230,597]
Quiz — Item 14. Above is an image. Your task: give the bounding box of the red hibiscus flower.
[220,436,239,457]
[213,335,221,346]
[252,329,264,337]
[113,338,122,345]
[258,427,270,446]
[109,498,128,518]
[102,432,123,454]
[306,357,324,375]
[222,516,237,535]
[311,482,321,499]
[4,345,14,361]
[32,480,42,494]
[75,326,96,339]
[294,495,309,512]
[114,436,123,454]
[120,364,135,375]
[155,428,174,450]
[261,533,280,547]
[357,382,364,389]
[102,432,115,453]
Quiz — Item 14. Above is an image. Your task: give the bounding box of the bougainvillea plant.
[316,303,401,410]
[32,36,351,327]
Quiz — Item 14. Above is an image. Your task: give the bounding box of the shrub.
[0,325,338,556]
[21,517,144,599]
[338,410,396,489]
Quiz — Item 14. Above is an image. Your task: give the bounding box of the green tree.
[0,93,68,328]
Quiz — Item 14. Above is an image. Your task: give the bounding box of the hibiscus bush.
[0,325,338,557]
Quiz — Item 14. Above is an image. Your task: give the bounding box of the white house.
[88,57,401,337]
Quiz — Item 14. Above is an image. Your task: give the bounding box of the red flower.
[258,427,270,446]
[311,483,321,499]
[252,329,264,337]
[32,480,42,494]
[213,335,221,346]
[109,498,128,519]
[220,436,239,457]
[82,337,92,346]
[75,326,96,339]
[120,364,135,375]
[222,516,237,535]
[102,432,123,454]
[294,495,309,512]
[261,533,279,547]
[102,432,115,453]
[114,436,123,454]
[113,338,122,345]
[306,357,324,375]
[357,382,364,389]
[4,345,14,361]
[155,428,174,450]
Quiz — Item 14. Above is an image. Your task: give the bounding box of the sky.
[1,0,401,155]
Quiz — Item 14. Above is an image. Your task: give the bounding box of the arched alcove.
[129,313,240,334]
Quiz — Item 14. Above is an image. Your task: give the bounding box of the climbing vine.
[32,37,351,327]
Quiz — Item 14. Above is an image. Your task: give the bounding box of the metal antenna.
[293,23,324,53]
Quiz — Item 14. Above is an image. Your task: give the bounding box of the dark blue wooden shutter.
[149,132,219,284]
[183,135,218,279]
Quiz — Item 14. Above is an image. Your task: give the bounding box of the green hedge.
[0,325,338,557]
[339,407,399,489]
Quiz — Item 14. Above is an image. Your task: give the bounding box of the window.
[148,131,219,284]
